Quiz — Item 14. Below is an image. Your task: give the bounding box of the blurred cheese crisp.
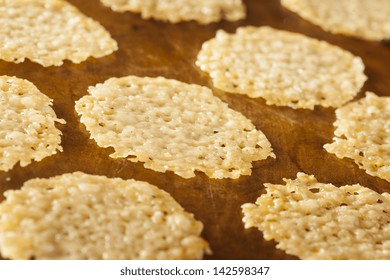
[0,0,118,66]
[100,0,246,24]
[282,0,390,41]
[0,172,210,259]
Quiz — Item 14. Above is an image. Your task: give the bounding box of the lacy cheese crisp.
[75,76,274,179]
[281,0,390,41]
[196,26,366,109]
[100,0,246,24]
[0,172,210,259]
[0,76,65,171]
[242,173,390,259]
[0,0,118,66]
[324,92,390,183]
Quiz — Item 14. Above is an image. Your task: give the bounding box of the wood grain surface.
[0,0,389,260]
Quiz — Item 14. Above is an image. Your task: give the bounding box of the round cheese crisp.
[0,0,118,67]
[324,92,390,183]
[0,172,210,260]
[100,0,246,24]
[0,76,65,172]
[281,0,390,41]
[75,76,274,179]
[196,26,367,110]
[242,173,390,260]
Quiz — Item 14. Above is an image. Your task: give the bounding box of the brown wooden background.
[0,0,389,260]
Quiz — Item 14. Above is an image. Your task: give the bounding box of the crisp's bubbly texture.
[0,0,118,67]
[0,76,65,172]
[75,76,274,179]
[100,0,246,24]
[242,173,390,259]
[0,172,210,260]
[196,26,367,109]
[281,0,390,41]
[324,92,390,183]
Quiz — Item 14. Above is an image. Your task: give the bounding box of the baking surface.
[0,0,389,260]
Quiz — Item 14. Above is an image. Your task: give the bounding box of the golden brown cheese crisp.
[196,26,366,109]
[242,173,390,259]
[0,76,65,171]
[75,76,274,179]
[324,92,390,183]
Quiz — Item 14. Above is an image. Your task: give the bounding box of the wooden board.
[0,0,389,260]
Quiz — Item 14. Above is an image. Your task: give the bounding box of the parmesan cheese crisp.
[75,76,274,179]
[0,0,118,67]
[281,0,390,41]
[100,0,246,24]
[0,76,65,171]
[324,92,390,183]
[0,172,210,259]
[242,173,390,259]
[196,26,366,109]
